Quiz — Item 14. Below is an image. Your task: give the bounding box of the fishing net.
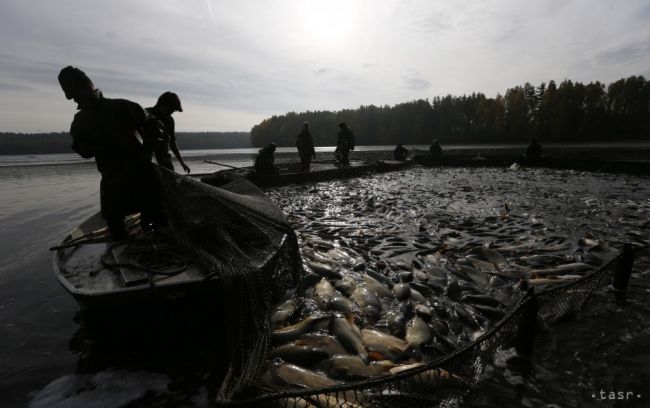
[154,166,304,399]
[154,163,648,407]
[210,244,649,408]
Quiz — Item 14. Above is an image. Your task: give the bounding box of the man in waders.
[58,66,164,240]
[430,139,442,162]
[296,122,316,172]
[145,92,190,173]
[335,122,355,166]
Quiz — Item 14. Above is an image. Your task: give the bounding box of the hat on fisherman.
[157,91,183,112]
[58,66,94,100]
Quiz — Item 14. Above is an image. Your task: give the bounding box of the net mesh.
[155,165,648,407]
[155,167,304,399]
[210,244,648,408]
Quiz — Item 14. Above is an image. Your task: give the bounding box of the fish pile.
[258,167,648,397]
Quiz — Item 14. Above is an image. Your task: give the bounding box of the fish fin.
[368,351,385,361]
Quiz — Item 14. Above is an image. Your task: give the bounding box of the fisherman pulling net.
[153,166,304,399]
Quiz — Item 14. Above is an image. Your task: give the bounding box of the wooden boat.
[200,159,413,189]
[52,212,216,314]
[52,177,286,320]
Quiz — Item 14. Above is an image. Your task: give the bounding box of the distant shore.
[272,141,650,163]
[3,142,650,169]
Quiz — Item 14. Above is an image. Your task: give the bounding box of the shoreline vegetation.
[1,75,648,156]
[0,131,252,155]
[251,75,650,148]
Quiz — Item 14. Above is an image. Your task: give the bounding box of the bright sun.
[290,1,361,53]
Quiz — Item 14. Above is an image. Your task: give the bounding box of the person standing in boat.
[393,143,409,161]
[335,122,355,166]
[57,66,163,240]
[296,122,316,172]
[429,138,442,162]
[144,92,190,173]
[525,138,543,162]
[255,143,280,175]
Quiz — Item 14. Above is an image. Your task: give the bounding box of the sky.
[0,0,649,133]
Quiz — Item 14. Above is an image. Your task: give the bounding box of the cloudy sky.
[1,0,649,133]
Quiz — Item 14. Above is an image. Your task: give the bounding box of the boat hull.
[201,159,413,188]
[413,154,650,175]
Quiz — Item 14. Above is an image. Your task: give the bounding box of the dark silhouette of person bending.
[58,66,164,240]
[393,143,409,161]
[145,92,190,173]
[255,143,280,175]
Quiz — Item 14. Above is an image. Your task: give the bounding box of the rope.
[99,236,188,277]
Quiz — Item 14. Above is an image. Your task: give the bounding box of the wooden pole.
[204,160,240,170]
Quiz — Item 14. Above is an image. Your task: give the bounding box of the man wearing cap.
[145,92,190,173]
[57,66,163,240]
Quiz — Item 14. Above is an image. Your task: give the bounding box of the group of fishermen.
[257,131,543,175]
[393,137,543,163]
[256,129,446,175]
[255,121,356,174]
[59,66,545,241]
[58,66,190,240]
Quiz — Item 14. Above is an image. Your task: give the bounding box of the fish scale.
[260,166,645,390]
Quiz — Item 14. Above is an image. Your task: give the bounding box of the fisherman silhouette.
[430,139,442,162]
[296,122,316,172]
[144,92,190,173]
[525,138,543,161]
[393,143,409,161]
[255,143,280,175]
[58,66,164,240]
[335,122,355,166]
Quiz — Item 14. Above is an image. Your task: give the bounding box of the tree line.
[0,132,252,155]
[250,76,650,147]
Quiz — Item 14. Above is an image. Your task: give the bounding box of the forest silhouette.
[251,75,650,147]
[1,76,648,155]
[0,132,251,155]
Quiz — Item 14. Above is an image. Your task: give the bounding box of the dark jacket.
[525,141,543,160]
[144,107,175,153]
[337,127,355,151]
[255,146,278,174]
[144,106,176,168]
[296,130,315,158]
[430,141,442,159]
[69,90,154,220]
[394,145,409,161]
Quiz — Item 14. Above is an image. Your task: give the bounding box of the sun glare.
[290,1,361,53]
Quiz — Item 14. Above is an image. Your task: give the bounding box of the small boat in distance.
[412,153,650,175]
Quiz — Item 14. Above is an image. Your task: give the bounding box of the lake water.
[0,147,649,407]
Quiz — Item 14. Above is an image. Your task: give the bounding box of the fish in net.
[154,166,305,399]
